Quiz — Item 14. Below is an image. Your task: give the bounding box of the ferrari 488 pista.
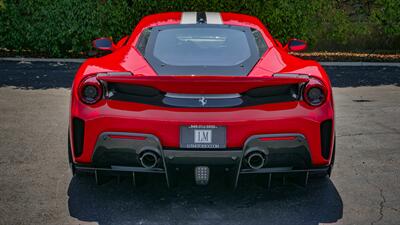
[68,12,335,187]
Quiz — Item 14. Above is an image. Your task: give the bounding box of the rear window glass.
[139,24,267,76]
[136,28,152,56]
[251,28,268,57]
[152,27,251,67]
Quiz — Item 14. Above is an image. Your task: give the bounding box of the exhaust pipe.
[139,151,160,169]
[245,152,266,170]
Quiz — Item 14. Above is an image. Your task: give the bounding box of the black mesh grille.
[106,82,300,108]
[72,118,85,157]
[320,120,333,159]
[241,84,299,105]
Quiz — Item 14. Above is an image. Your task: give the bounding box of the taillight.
[78,76,103,104]
[303,78,327,106]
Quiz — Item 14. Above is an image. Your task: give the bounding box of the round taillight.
[79,76,103,104]
[306,87,325,105]
[303,78,327,106]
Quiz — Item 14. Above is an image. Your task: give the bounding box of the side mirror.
[92,37,115,51]
[285,39,307,52]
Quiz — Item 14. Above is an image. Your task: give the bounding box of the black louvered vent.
[106,82,300,108]
[320,120,333,159]
[72,118,85,157]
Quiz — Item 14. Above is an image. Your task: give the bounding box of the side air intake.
[72,118,85,157]
[320,120,333,159]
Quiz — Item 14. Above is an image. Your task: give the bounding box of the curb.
[0,57,399,67]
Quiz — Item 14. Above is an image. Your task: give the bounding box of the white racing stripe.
[181,12,197,24]
[205,12,223,24]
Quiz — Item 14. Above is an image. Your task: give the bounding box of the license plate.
[180,125,226,149]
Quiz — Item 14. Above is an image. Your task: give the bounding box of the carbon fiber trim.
[81,132,317,188]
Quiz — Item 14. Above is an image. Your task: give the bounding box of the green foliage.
[0,0,5,11]
[0,0,398,57]
[0,0,136,56]
[372,0,400,37]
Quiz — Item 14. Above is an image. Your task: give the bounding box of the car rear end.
[68,13,335,187]
[69,74,334,187]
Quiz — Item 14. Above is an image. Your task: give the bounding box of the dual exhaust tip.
[140,149,267,170]
[139,150,160,169]
[245,151,267,170]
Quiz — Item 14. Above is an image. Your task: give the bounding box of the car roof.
[138,12,262,27]
[130,12,275,47]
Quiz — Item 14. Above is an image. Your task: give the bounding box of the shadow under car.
[68,174,343,225]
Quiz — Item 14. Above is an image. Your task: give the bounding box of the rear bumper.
[70,100,335,166]
[73,131,330,188]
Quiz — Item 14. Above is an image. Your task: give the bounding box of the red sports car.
[68,12,335,188]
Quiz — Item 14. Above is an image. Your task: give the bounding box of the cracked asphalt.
[0,61,399,225]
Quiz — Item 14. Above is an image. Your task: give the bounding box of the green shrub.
[0,0,397,57]
[372,0,400,45]
[0,0,136,56]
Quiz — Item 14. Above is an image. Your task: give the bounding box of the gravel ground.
[0,61,399,225]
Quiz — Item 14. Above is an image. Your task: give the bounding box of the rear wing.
[96,74,309,94]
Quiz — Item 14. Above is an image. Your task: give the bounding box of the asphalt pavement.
[0,61,399,225]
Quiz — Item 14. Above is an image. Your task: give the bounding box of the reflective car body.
[69,12,335,187]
